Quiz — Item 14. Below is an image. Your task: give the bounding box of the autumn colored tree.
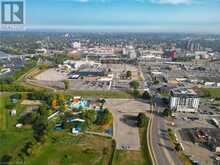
[51,99,57,110]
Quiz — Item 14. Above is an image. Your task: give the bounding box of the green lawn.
[0,93,27,130]
[0,130,33,158]
[0,95,7,130]
[139,116,153,165]
[26,132,112,165]
[27,132,113,165]
[200,88,220,98]
[0,93,34,163]
[65,90,134,99]
[112,150,145,165]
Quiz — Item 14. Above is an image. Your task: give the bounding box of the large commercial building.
[170,87,200,113]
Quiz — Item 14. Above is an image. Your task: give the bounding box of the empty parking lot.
[106,99,150,151]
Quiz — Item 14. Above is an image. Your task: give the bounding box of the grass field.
[139,119,153,165]
[200,88,220,98]
[0,130,33,162]
[0,94,8,130]
[112,150,145,165]
[27,132,113,165]
[0,93,27,130]
[0,93,34,163]
[65,90,134,99]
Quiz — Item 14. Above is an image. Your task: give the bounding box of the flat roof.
[171,87,198,97]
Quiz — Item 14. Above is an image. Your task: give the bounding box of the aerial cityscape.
[1,0,220,165]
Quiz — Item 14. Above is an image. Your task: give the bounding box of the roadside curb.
[147,105,158,165]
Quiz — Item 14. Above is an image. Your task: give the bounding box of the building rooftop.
[171,87,198,97]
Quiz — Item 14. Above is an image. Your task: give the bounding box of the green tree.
[153,80,160,85]
[63,80,69,91]
[82,110,97,125]
[126,71,132,79]
[99,98,106,109]
[133,89,140,97]
[129,80,140,90]
[96,109,112,125]
[32,105,48,143]
[162,108,172,117]
[137,113,148,127]
[0,155,12,165]
[142,91,151,100]
[175,143,182,152]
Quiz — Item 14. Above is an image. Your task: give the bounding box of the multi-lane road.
[151,96,182,165]
[140,65,182,165]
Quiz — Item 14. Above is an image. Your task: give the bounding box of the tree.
[126,71,132,79]
[60,103,67,112]
[58,94,65,102]
[129,81,140,90]
[63,80,69,91]
[96,109,112,125]
[0,155,12,165]
[32,117,48,143]
[162,108,172,117]
[153,80,160,85]
[51,99,57,110]
[99,99,106,109]
[175,143,182,152]
[32,105,48,143]
[142,91,151,100]
[137,113,148,127]
[82,110,97,125]
[133,89,140,97]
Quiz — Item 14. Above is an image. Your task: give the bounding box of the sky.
[24,0,220,32]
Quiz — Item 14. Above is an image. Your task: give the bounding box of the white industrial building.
[63,60,101,70]
[170,88,200,113]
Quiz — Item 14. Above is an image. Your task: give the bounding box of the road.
[139,65,182,165]
[151,96,182,165]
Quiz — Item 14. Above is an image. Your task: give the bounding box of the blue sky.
[25,0,220,32]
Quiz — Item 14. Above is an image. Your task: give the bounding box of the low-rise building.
[170,87,200,113]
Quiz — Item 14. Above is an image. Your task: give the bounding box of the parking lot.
[171,111,220,165]
[35,68,68,81]
[33,64,146,91]
[106,64,145,90]
[105,99,150,150]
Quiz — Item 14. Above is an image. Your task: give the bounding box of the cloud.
[150,0,192,4]
[53,0,220,5]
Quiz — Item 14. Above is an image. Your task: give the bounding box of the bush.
[137,113,148,128]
